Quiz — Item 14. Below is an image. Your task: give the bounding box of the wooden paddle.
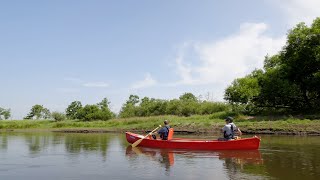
[132,125,161,147]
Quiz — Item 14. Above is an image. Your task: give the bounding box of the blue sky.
[1,0,319,119]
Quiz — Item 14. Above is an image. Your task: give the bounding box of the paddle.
[132,125,161,147]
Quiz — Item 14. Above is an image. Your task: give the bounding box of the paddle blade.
[132,138,143,147]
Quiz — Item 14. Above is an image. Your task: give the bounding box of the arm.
[237,128,242,136]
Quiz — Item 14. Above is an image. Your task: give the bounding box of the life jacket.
[167,128,174,140]
[223,124,234,140]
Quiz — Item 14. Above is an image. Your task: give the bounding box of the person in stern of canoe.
[218,116,242,141]
[152,120,171,140]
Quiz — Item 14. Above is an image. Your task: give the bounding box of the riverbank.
[1,114,320,135]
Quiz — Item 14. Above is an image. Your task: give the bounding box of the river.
[0,132,319,180]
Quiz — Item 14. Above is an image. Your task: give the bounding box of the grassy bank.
[1,113,320,135]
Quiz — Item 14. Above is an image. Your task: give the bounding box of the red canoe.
[126,132,261,150]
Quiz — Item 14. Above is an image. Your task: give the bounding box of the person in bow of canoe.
[219,116,242,141]
[152,120,171,140]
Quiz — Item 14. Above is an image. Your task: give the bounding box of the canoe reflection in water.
[126,146,263,172]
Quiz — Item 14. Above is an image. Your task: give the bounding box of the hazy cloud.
[56,88,80,93]
[63,77,83,83]
[270,0,320,26]
[172,22,286,86]
[83,82,109,88]
[131,73,157,89]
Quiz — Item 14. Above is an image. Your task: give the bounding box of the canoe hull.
[126,132,260,150]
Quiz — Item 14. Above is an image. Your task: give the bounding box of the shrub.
[51,112,67,121]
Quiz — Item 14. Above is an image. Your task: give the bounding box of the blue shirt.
[158,125,170,140]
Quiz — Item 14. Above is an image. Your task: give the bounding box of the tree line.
[18,93,229,121]
[224,17,320,114]
[118,93,229,118]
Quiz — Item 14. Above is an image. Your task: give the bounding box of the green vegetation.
[24,104,51,120]
[1,114,320,135]
[0,107,11,120]
[119,93,230,118]
[51,112,67,121]
[65,98,115,121]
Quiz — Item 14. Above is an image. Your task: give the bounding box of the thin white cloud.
[269,0,320,26]
[131,73,157,89]
[172,22,286,86]
[63,77,83,83]
[83,82,109,88]
[56,88,80,93]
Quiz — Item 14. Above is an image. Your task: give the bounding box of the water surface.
[0,132,319,180]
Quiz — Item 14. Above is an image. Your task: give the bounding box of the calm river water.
[0,132,319,180]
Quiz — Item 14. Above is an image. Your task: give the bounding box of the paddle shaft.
[132,125,161,147]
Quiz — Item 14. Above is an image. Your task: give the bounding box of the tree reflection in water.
[0,133,8,150]
[64,133,110,160]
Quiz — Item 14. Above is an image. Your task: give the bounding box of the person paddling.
[152,120,171,140]
[219,116,242,141]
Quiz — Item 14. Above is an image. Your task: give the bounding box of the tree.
[279,18,320,111]
[166,99,182,115]
[119,95,140,118]
[126,95,140,105]
[224,70,262,105]
[97,98,110,109]
[51,111,67,121]
[75,98,114,121]
[77,104,113,121]
[0,107,11,120]
[24,105,51,119]
[66,101,83,119]
[255,68,303,113]
[179,92,197,102]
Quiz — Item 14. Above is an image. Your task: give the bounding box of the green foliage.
[66,101,82,119]
[224,73,261,104]
[166,99,182,115]
[76,98,114,121]
[51,111,67,121]
[179,92,197,102]
[254,65,303,112]
[0,107,11,120]
[279,18,320,111]
[198,102,230,115]
[224,70,261,114]
[119,93,229,118]
[24,105,51,120]
[127,95,140,105]
[97,98,110,109]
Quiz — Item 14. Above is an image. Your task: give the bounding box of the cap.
[225,116,233,122]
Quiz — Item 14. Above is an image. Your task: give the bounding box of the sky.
[0,0,320,119]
